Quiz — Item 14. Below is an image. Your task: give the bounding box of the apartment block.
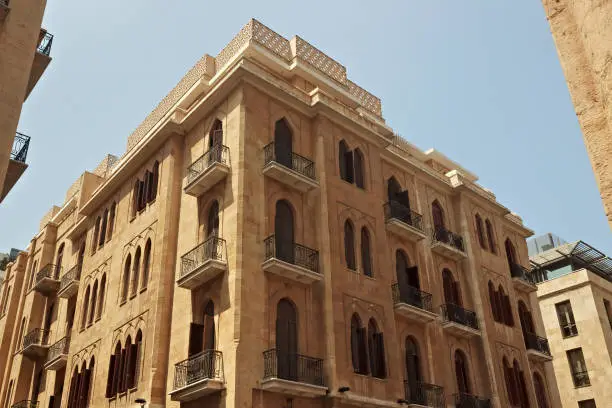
[0,19,560,408]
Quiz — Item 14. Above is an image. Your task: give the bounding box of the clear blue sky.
[1,1,610,255]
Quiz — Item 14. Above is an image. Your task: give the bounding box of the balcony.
[32,264,61,295]
[184,145,230,196]
[57,265,81,299]
[262,236,321,284]
[22,329,50,360]
[1,133,30,202]
[524,332,553,362]
[262,143,318,192]
[454,393,491,408]
[169,350,224,401]
[440,304,480,338]
[392,284,437,323]
[383,202,426,242]
[403,381,445,408]
[11,401,38,408]
[430,228,467,261]
[510,263,537,292]
[177,237,227,290]
[44,337,70,370]
[261,349,326,398]
[0,0,9,24]
[26,29,53,99]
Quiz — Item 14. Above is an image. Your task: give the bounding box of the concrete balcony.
[524,332,553,362]
[0,1,10,27]
[440,304,480,339]
[177,237,227,290]
[392,284,437,323]
[184,145,229,197]
[26,29,53,100]
[261,349,327,398]
[21,329,50,360]
[262,236,322,284]
[57,265,81,299]
[262,143,318,192]
[402,381,445,408]
[383,202,426,242]
[169,350,224,402]
[430,228,467,261]
[510,263,537,293]
[1,133,30,203]
[44,336,70,371]
[32,264,61,295]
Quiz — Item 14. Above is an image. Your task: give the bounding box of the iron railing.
[59,265,81,292]
[264,235,319,273]
[572,370,590,387]
[173,350,224,390]
[441,304,479,330]
[35,264,60,284]
[46,336,70,363]
[432,227,465,253]
[263,143,316,180]
[263,349,323,386]
[510,263,536,285]
[186,145,230,184]
[383,201,424,232]
[180,237,226,279]
[23,328,50,350]
[37,31,53,56]
[404,381,445,407]
[11,401,38,408]
[524,332,551,356]
[392,283,434,313]
[454,393,491,408]
[11,133,30,163]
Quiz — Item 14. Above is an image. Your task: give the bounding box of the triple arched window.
[105,330,143,397]
[338,140,365,189]
[488,281,513,326]
[80,274,107,330]
[474,214,497,253]
[120,239,152,303]
[350,313,386,378]
[503,358,530,407]
[92,202,117,254]
[343,219,373,276]
[68,357,95,408]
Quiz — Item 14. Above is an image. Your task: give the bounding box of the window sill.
[107,396,117,402]
[87,322,93,328]
[574,383,591,389]
[119,300,127,307]
[95,317,101,323]
[562,333,579,339]
[118,391,128,398]
[129,293,137,300]
[139,286,147,294]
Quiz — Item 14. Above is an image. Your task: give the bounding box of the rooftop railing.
[264,235,319,274]
[524,332,551,357]
[173,350,224,390]
[186,145,229,185]
[263,143,316,180]
[432,227,465,253]
[263,349,323,387]
[383,201,424,232]
[441,304,479,330]
[180,237,226,279]
[392,283,433,313]
[11,133,30,163]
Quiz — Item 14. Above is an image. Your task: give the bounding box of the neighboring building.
[0,19,560,408]
[0,0,53,202]
[541,0,612,229]
[527,233,566,257]
[530,241,612,407]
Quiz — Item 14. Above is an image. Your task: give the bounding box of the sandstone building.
[531,241,612,408]
[541,0,612,229]
[0,19,561,408]
[0,0,53,202]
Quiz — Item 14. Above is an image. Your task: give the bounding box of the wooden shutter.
[105,355,115,397]
[406,266,420,289]
[127,343,138,389]
[376,333,386,378]
[452,281,462,306]
[357,328,368,374]
[354,150,364,189]
[398,190,410,210]
[368,330,377,377]
[80,369,91,408]
[345,151,354,183]
[189,323,204,357]
[118,349,127,393]
[503,295,514,326]
[111,349,121,395]
[350,323,360,371]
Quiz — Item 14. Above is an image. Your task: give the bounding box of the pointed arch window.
[274,118,293,169]
[97,274,106,320]
[204,301,215,351]
[92,216,101,254]
[455,350,470,394]
[350,313,368,374]
[29,260,37,289]
[499,285,514,326]
[514,359,529,408]
[442,269,461,306]
[207,200,220,238]
[131,247,141,298]
[142,239,151,290]
[488,281,500,322]
[99,208,109,247]
[354,148,365,189]
[505,239,517,271]
[105,341,122,397]
[360,227,373,277]
[148,161,159,203]
[339,140,354,183]
[81,286,90,330]
[88,281,98,325]
[475,214,487,250]
[56,243,65,271]
[121,255,131,303]
[344,220,356,270]
[485,219,496,253]
[368,318,386,378]
[274,200,295,264]
[276,298,298,380]
[503,357,518,405]
[432,200,445,232]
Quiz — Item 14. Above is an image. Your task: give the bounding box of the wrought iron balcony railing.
[59,265,81,291]
[11,133,30,163]
[11,401,38,408]
[383,201,424,231]
[35,264,60,283]
[37,31,53,56]
[404,381,445,408]
[173,350,224,390]
[186,145,229,185]
[264,235,319,273]
[46,336,70,363]
[572,370,590,388]
[263,349,324,387]
[454,393,491,408]
[524,332,551,356]
[23,328,50,349]
[432,227,465,253]
[263,143,316,180]
[510,263,536,285]
[392,283,433,313]
[441,304,479,330]
[180,237,226,279]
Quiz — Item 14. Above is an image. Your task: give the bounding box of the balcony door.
[396,250,420,306]
[442,269,461,307]
[275,200,294,264]
[43,301,54,344]
[388,177,411,222]
[274,118,293,169]
[432,200,445,233]
[207,201,220,238]
[276,298,298,381]
[209,119,223,163]
[405,337,423,403]
[454,350,471,394]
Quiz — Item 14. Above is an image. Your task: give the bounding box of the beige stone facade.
[541,0,612,229]
[0,19,561,408]
[0,0,52,202]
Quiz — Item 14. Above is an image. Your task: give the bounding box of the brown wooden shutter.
[376,333,386,378]
[80,369,91,408]
[357,328,368,374]
[345,151,354,183]
[350,323,360,371]
[452,281,462,306]
[111,348,121,395]
[68,372,78,407]
[105,355,115,397]
[503,295,514,326]
[127,343,138,388]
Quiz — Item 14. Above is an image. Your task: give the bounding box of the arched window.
[513,359,529,408]
[499,285,514,326]
[485,219,496,253]
[148,161,159,202]
[81,357,94,408]
[274,200,294,263]
[56,243,65,270]
[360,227,372,277]
[81,286,90,329]
[207,200,220,238]
[142,240,151,290]
[121,255,131,303]
[97,274,106,320]
[533,372,549,408]
[89,281,98,325]
[209,119,223,149]
[475,214,487,250]
[503,357,518,406]
[204,301,215,351]
[17,317,26,348]
[69,367,79,407]
[276,298,298,380]
[127,330,139,390]
[387,177,411,211]
[131,248,141,297]
[387,177,402,203]
[121,336,132,393]
[92,216,101,253]
[29,260,37,289]
[274,118,293,169]
[488,281,499,322]
[455,350,470,394]
[432,200,445,232]
[505,238,517,270]
[368,318,386,378]
[344,220,356,270]
[339,140,354,183]
[442,269,461,306]
[99,208,109,247]
[350,313,368,374]
[354,148,365,189]
[132,181,140,217]
[405,337,422,403]
[106,341,121,397]
[107,202,116,241]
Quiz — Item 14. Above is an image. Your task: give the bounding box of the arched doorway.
[275,200,294,263]
[405,337,423,403]
[454,350,470,394]
[276,298,298,380]
[274,119,293,169]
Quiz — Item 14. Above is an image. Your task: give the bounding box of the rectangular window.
[555,300,578,337]
[603,299,612,330]
[578,399,596,408]
[566,348,590,388]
